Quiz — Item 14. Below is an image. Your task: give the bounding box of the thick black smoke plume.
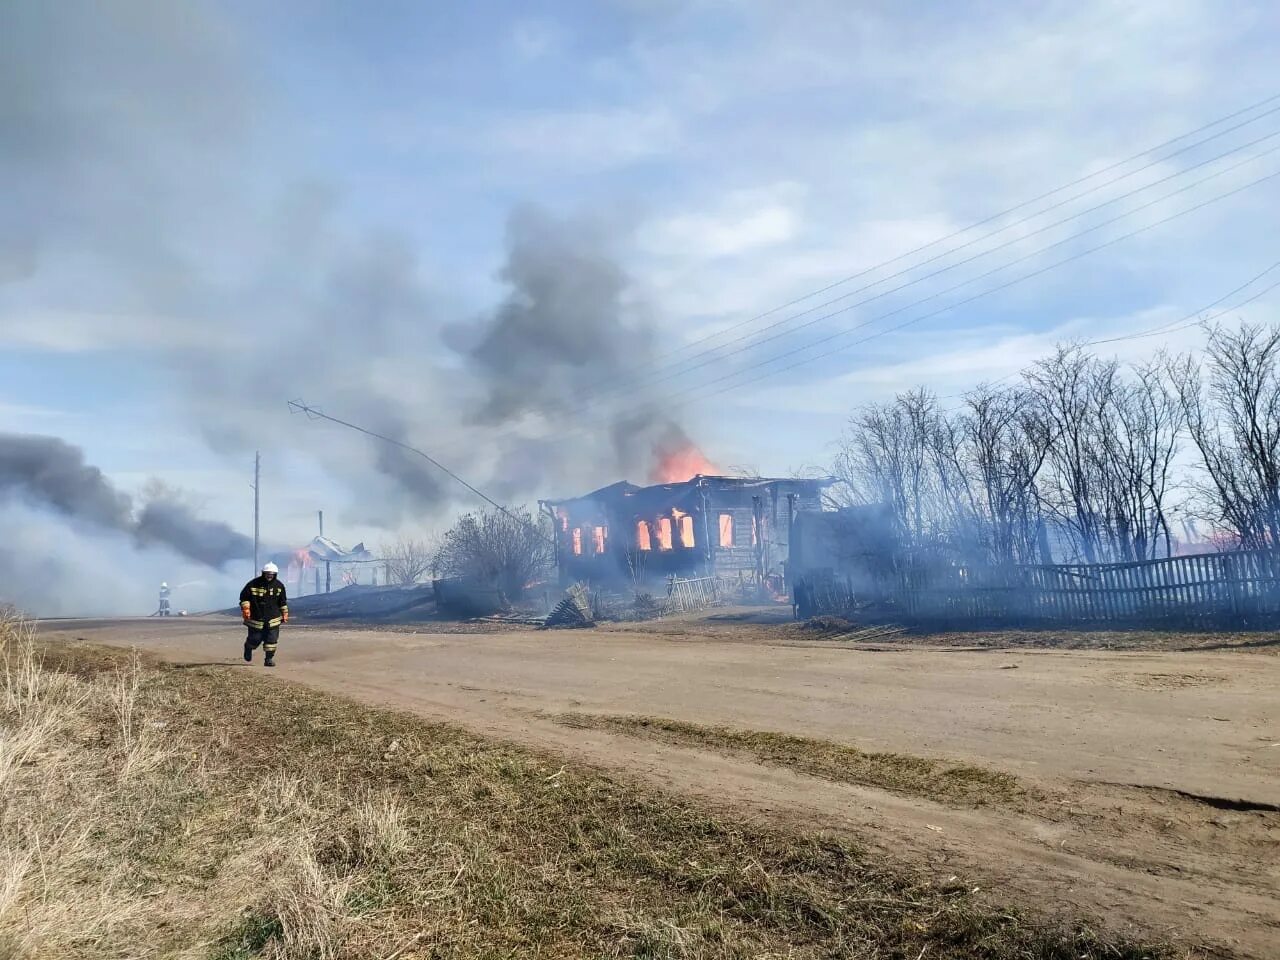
[0,433,251,568]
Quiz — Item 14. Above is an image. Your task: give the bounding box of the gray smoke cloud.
[0,1,705,621]
[456,207,700,495]
[465,206,656,424]
[0,433,251,568]
[1,3,460,530]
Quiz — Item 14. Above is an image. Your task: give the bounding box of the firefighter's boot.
[263,655,275,668]
[243,640,252,663]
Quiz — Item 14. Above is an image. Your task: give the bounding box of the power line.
[293,247,1279,516]
[286,400,553,544]
[434,100,1280,459]
[547,162,1280,430]
[605,129,1280,398]
[564,94,1280,405]
[1089,267,1280,345]
[668,166,1280,409]
[296,104,1280,495]
[935,260,1280,403]
[402,165,1280,480]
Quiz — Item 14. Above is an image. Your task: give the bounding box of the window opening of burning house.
[593,526,607,554]
[572,527,583,556]
[636,520,652,551]
[675,509,695,548]
[719,513,733,548]
[657,517,673,551]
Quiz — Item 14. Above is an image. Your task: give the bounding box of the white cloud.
[509,19,565,61]
[0,401,70,424]
[740,294,1280,416]
[487,106,681,169]
[638,182,805,259]
[0,310,215,352]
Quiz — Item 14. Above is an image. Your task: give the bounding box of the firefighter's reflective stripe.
[240,575,287,629]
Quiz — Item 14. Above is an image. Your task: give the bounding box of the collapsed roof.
[271,536,376,567]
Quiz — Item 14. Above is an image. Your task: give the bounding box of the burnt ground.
[38,610,1280,958]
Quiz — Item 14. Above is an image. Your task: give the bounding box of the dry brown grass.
[3,614,1187,959]
[556,713,1024,807]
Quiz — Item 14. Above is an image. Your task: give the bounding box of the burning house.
[540,475,832,587]
[269,536,377,595]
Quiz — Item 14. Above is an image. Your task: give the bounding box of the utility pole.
[318,510,324,539]
[252,451,261,575]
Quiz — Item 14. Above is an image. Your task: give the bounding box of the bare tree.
[1024,345,1116,563]
[959,384,1052,565]
[1097,361,1183,560]
[833,389,988,563]
[434,505,553,601]
[1173,321,1280,549]
[381,536,436,585]
[833,389,946,551]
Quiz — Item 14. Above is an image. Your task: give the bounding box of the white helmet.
[261,562,279,574]
[160,582,168,588]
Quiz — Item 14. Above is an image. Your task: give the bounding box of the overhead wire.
[286,400,556,544]
[295,97,1280,497]
[935,260,1280,404]
[304,161,1280,506]
[545,157,1280,430]
[601,129,1280,398]
[429,97,1280,459]
[561,94,1280,405]
[663,166,1280,410]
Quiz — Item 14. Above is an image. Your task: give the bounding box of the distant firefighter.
[158,582,171,617]
[240,561,289,668]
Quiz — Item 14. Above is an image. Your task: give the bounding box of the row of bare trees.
[832,322,1280,566]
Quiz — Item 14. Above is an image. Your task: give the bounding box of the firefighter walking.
[240,561,288,667]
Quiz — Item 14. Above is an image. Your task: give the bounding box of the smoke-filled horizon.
[5,3,1277,615]
[0,3,718,616]
[0,432,253,569]
[0,432,262,617]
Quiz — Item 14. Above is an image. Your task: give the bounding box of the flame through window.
[572,527,582,555]
[636,521,652,551]
[718,513,733,547]
[593,526,606,554]
[672,508,694,548]
[657,517,673,550]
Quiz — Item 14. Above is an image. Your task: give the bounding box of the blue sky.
[2,0,1280,611]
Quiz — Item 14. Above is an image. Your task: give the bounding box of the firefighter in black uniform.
[240,561,288,667]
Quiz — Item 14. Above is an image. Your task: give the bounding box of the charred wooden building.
[540,475,832,586]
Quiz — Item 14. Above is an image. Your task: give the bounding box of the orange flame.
[671,508,695,548]
[649,433,716,484]
[294,547,314,569]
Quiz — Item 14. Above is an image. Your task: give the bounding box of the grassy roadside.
[555,713,1024,807]
[3,615,1180,958]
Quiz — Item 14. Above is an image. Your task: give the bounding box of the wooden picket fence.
[892,548,1280,624]
[667,575,723,612]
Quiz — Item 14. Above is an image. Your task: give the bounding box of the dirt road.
[41,615,1280,957]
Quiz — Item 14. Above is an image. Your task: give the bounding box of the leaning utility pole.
[252,451,261,575]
